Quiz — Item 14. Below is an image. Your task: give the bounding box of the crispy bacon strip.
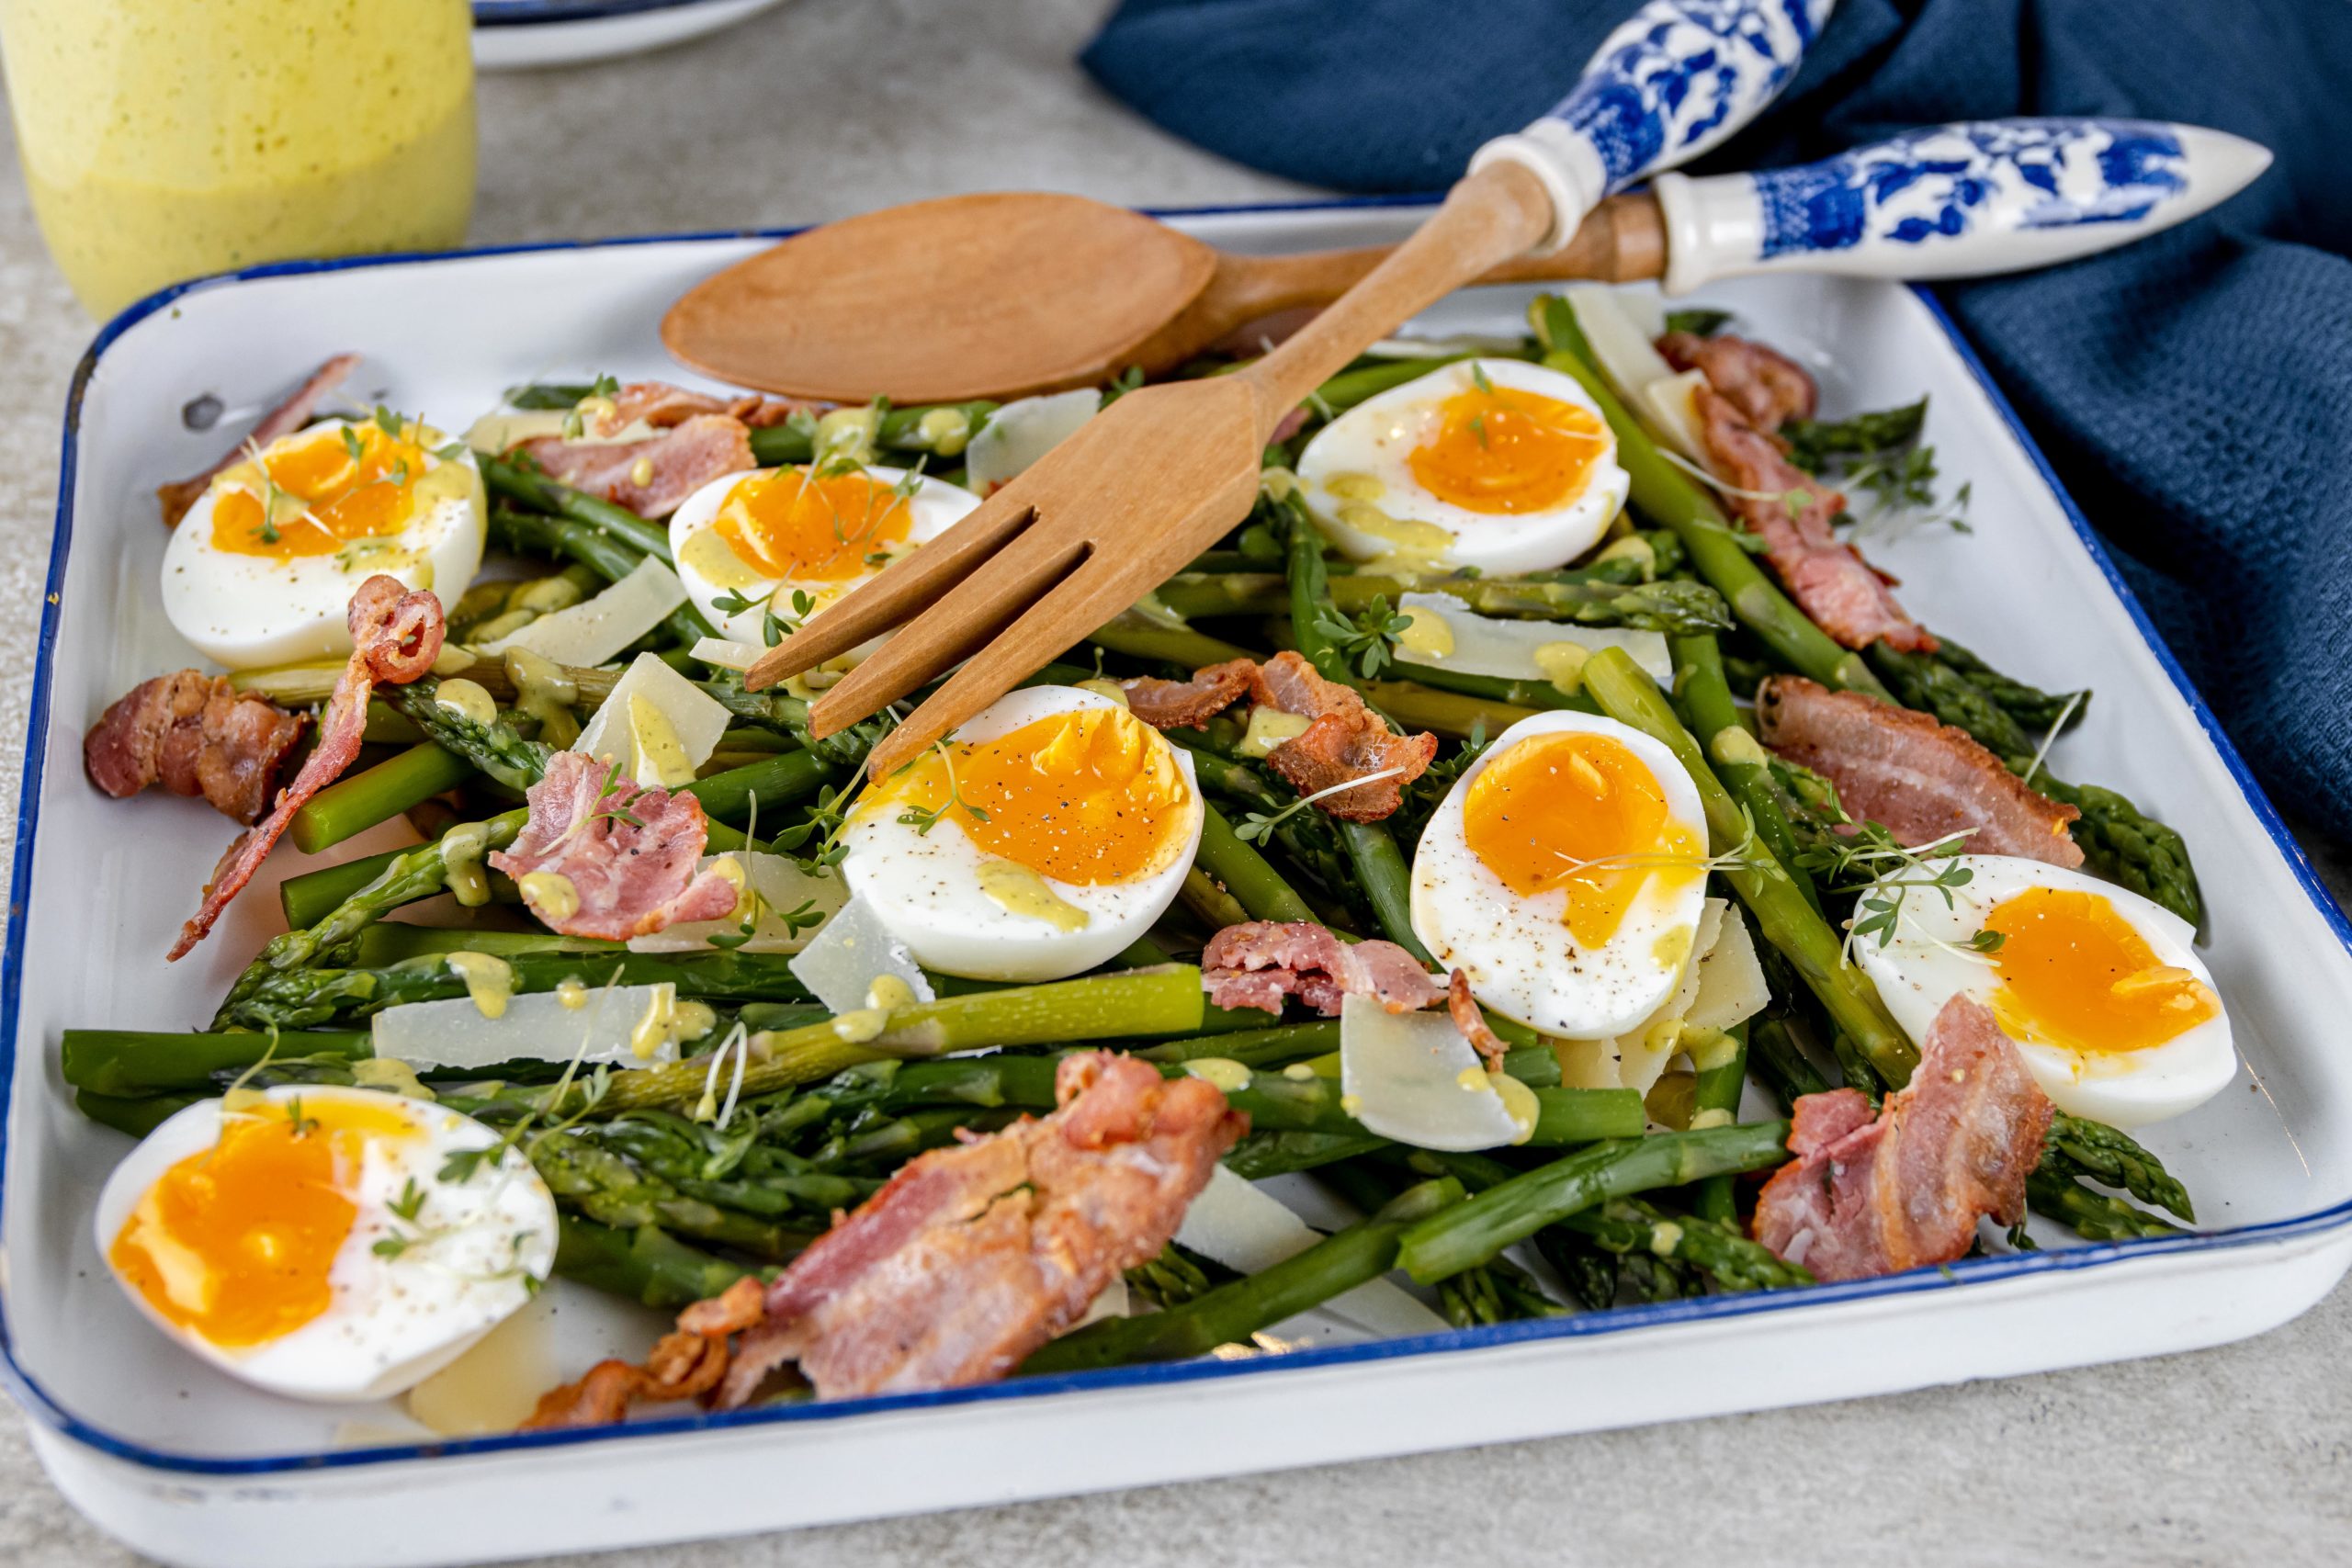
[1251,651,1438,821]
[600,381,811,433]
[1691,384,1934,653]
[169,577,442,960]
[513,412,754,519]
[85,671,305,824]
[1753,995,2054,1281]
[713,1054,1244,1404]
[1121,658,1257,730]
[156,353,361,527]
[523,1278,766,1431]
[1657,331,1817,433]
[1756,676,2084,867]
[1448,968,1510,1072]
[488,751,740,940]
[1203,919,1445,1017]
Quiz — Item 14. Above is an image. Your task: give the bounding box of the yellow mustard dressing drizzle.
[519,872,580,922]
[439,822,492,908]
[1185,1058,1251,1093]
[555,976,590,1010]
[1237,705,1314,760]
[433,678,497,728]
[351,1057,435,1100]
[503,649,579,750]
[443,952,514,1020]
[678,524,774,593]
[629,988,677,1061]
[1396,606,1455,660]
[1532,641,1589,694]
[627,692,696,789]
[865,973,919,1012]
[1491,1074,1539,1145]
[978,861,1090,931]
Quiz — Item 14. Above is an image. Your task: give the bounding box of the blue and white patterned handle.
[1652,118,2273,292]
[1470,0,1834,251]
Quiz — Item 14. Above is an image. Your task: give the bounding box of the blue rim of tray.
[475,0,739,26]
[6,196,2349,1476]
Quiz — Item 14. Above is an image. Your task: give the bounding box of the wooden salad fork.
[745,0,1836,774]
[750,162,1558,776]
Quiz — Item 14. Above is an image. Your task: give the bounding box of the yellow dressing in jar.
[0,0,476,317]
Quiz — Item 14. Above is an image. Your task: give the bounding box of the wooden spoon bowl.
[662,189,1662,405]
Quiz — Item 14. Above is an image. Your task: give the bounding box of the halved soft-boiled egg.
[1295,358,1629,574]
[841,686,1203,982]
[1852,856,2233,1128]
[95,1086,556,1402]
[668,463,979,649]
[161,416,485,669]
[1409,709,1712,1039]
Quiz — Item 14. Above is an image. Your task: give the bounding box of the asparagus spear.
[2026,1169,2184,1242]
[217,950,819,1032]
[1669,633,1822,916]
[2044,1111,2195,1222]
[479,453,675,561]
[1933,637,2089,735]
[1195,803,1319,924]
[1395,1122,1793,1283]
[1581,647,1918,1085]
[288,743,476,854]
[1555,1197,1813,1292]
[1532,296,1892,701]
[1021,1177,1467,1373]
[1687,1020,1752,1225]
[535,1133,819,1260]
[582,967,1214,1115]
[383,679,553,790]
[1154,571,1731,633]
[551,1215,763,1312]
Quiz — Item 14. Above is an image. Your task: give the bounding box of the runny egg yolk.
[209,423,432,559]
[713,468,913,583]
[1407,382,1606,515]
[1463,731,1702,947]
[1984,886,2220,1055]
[107,1098,420,1349]
[872,707,1191,885]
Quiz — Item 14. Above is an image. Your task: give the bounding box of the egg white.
[1852,855,2234,1128]
[1408,709,1712,1039]
[667,464,979,649]
[1295,357,1629,575]
[94,1086,557,1404]
[841,686,1202,983]
[159,420,485,670]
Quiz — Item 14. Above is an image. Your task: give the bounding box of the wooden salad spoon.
[743,0,1831,772]
[662,190,1667,404]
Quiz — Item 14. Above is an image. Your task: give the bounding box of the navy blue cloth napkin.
[1085,0,2352,843]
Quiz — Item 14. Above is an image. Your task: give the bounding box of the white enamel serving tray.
[7,202,2352,1568]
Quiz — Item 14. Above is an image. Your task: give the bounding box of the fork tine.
[808,525,1091,740]
[741,491,1035,690]
[859,548,1148,776]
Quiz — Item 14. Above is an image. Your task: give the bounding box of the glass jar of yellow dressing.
[0,0,476,319]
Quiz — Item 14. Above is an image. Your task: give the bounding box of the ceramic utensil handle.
[1650,118,2273,292]
[1470,0,1834,252]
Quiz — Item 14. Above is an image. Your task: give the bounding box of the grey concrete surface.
[0,2,2346,1563]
